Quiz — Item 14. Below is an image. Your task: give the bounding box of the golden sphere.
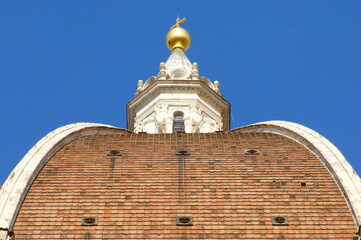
[165,27,191,52]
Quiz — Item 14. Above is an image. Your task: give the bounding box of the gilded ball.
[165,27,191,52]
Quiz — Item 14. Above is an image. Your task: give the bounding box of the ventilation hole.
[175,150,190,155]
[271,216,288,226]
[106,149,123,156]
[274,217,286,223]
[179,217,190,223]
[176,216,193,226]
[301,182,307,187]
[81,217,98,226]
[84,218,95,224]
[244,149,260,155]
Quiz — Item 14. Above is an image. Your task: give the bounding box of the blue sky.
[0,1,360,184]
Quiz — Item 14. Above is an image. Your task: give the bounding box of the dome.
[1,121,360,239]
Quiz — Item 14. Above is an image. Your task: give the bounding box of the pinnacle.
[164,48,192,79]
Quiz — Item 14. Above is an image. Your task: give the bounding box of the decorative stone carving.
[191,62,200,80]
[214,80,221,95]
[192,112,220,133]
[133,99,222,134]
[134,120,143,133]
[142,114,157,134]
[155,103,168,133]
[158,62,167,80]
[134,104,171,134]
[135,80,144,95]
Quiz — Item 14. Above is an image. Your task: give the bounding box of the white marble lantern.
[127,49,230,134]
[127,18,229,134]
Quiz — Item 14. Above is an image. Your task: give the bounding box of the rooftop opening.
[176,150,190,155]
[271,216,288,226]
[244,149,260,155]
[176,216,193,226]
[81,217,98,226]
[106,149,123,156]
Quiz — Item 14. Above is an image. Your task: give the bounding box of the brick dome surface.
[14,130,355,239]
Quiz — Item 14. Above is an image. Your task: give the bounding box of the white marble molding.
[235,120,361,228]
[0,122,127,234]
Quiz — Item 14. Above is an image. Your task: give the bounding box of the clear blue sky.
[0,1,360,184]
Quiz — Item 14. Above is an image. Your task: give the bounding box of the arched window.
[173,112,185,133]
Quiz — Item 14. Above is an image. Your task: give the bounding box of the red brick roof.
[14,130,356,239]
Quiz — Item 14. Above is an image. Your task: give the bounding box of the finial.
[135,80,144,95]
[214,81,222,96]
[165,16,191,52]
[158,62,167,79]
[191,62,200,80]
[170,17,186,29]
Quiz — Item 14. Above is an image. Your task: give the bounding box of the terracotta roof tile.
[14,131,356,239]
